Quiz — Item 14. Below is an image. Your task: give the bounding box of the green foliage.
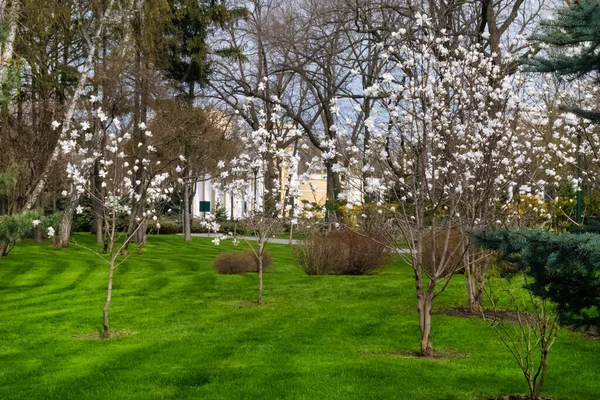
[218,220,247,235]
[164,0,247,97]
[526,0,600,121]
[213,202,228,223]
[70,197,94,233]
[0,210,59,244]
[150,219,181,234]
[472,229,600,326]
[0,211,41,243]
[0,63,19,110]
[0,165,19,197]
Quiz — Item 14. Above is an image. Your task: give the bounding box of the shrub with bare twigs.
[294,230,391,275]
[213,250,272,274]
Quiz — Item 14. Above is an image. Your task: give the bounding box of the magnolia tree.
[57,100,173,338]
[332,17,551,356]
[211,106,301,304]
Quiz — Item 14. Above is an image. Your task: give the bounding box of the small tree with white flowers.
[60,102,173,338]
[212,104,300,304]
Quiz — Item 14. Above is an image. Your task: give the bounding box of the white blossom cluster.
[332,16,575,229]
[58,98,179,227]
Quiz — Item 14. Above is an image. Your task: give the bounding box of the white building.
[192,174,264,220]
[192,167,362,220]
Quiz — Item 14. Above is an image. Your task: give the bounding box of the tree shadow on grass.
[75,330,137,340]
[358,349,468,359]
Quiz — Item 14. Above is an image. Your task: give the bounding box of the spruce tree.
[472,229,600,328]
[527,0,600,121]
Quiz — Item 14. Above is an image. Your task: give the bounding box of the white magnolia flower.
[32,219,41,227]
[51,120,61,130]
[76,205,84,214]
[47,227,55,238]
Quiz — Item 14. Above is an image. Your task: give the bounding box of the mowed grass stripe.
[0,234,598,399]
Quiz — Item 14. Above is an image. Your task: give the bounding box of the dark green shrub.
[219,221,247,235]
[191,220,210,233]
[294,230,391,275]
[150,219,181,234]
[212,250,272,274]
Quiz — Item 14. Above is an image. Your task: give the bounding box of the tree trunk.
[95,210,104,244]
[0,240,9,257]
[263,159,278,216]
[465,247,489,314]
[57,190,77,248]
[183,180,191,241]
[257,241,264,304]
[0,0,20,88]
[415,268,434,357]
[326,160,343,221]
[101,261,115,338]
[34,225,42,243]
[92,146,105,243]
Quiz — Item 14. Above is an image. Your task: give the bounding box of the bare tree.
[149,100,238,241]
[242,213,284,304]
[488,281,559,400]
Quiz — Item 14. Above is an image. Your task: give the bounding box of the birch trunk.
[0,0,19,88]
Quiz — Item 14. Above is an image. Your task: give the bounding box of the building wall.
[193,174,262,220]
[298,173,328,204]
[192,169,363,219]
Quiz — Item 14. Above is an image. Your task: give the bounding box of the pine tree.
[164,0,247,100]
[526,0,600,121]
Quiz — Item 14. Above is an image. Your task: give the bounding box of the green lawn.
[0,234,598,400]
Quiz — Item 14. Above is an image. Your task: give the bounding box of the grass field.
[0,234,598,400]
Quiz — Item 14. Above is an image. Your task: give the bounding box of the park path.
[190,233,410,253]
[190,233,298,245]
